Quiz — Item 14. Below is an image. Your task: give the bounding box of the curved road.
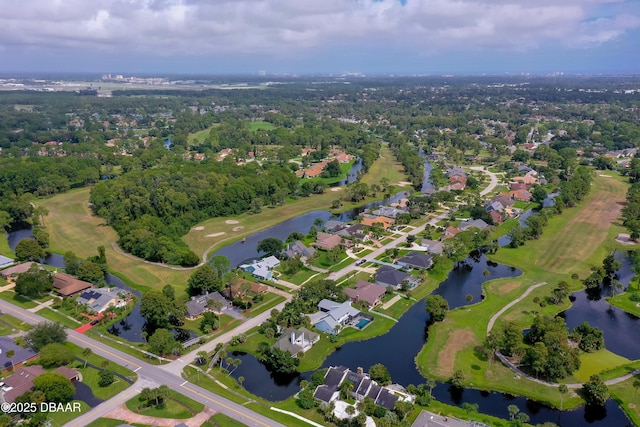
[0,300,287,427]
[486,282,547,334]
[470,166,500,196]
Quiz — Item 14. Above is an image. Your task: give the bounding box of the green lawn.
[0,291,37,308]
[181,366,320,427]
[126,390,204,419]
[360,145,408,186]
[0,234,14,258]
[76,364,131,400]
[247,121,276,132]
[187,125,218,145]
[571,349,630,382]
[0,312,31,334]
[416,174,630,409]
[310,250,349,269]
[86,419,133,427]
[38,307,82,328]
[608,290,640,317]
[244,293,286,318]
[610,375,640,426]
[206,413,248,427]
[275,266,318,285]
[65,341,138,381]
[47,401,90,427]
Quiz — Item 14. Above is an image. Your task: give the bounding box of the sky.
[1,0,639,75]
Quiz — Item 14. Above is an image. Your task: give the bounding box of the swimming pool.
[355,318,371,329]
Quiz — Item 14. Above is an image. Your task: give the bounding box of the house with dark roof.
[313,366,413,410]
[324,220,348,233]
[53,273,92,297]
[375,265,420,290]
[397,252,433,270]
[283,241,316,259]
[0,337,38,373]
[343,281,386,309]
[272,327,320,357]
[459,219,490,231]
[185,292,229,320]
[336,223,368,241]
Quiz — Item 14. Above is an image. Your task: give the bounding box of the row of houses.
[313,365,413,411]
[0,263,131,314]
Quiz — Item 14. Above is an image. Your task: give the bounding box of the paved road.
[470,165,500,196]
[165,298,289,373]
[327,211,450,281]
[486,282,547,334]
[0,300,287,427]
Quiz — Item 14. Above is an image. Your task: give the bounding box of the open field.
[571,349,630,382]
[187,125,218,145]
[183,191,384,260]
[416,173,629,408]
[0,233,13,257]
[360,145,407,187]
[246,121,276,132]
[610,375,640,426]
[36,188,192,293]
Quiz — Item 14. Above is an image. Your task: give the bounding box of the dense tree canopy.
[14,265,53,298]
[25,322,67,351]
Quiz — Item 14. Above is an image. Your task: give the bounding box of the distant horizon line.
[1,71,640,79]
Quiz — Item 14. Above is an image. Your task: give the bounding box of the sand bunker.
[192,226,205,231]
[233,226,244,232]
[225,220,240,224]
[206,232,225,238]
[396,181,412,187]
[330,187,342,192]
[616,233,637,245]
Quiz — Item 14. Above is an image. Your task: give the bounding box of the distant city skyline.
[1,0,639,75]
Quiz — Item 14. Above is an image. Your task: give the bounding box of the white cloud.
[0,0,637,56]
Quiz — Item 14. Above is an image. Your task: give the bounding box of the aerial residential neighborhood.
[1,7,640,424]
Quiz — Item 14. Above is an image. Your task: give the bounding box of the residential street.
[0,300,288,427]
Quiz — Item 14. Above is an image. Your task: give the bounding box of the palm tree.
[426,377,436,398]
[5,350,15,371]
[340,381,354,400]
[238,376,245,388]
[228,358,241,375]
[218,350,228,369]
[82,348,93,369]
[225,357,233,372]
[558,384,568,410]
[156,385,170,406]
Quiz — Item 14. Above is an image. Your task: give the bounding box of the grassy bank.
[416,173,630,409]
[360,145,408,187]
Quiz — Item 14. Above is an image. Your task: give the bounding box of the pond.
[226,251,632,426]
[6,229,190,344]
[560,251,640,360]
[210,191,410,268]
[331,158,364,187]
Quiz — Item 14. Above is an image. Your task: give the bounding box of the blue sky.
[0,0,639,75]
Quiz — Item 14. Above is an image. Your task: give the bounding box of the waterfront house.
[52,273,92,297]
[0,337,38,373]
[239,256,280,280]
[185,292,229,320]
[459,219,490,231]
[343,281,386,309]
[375,265,420,290]
[396,252,433,270]
[272,327,320,357]
[308,299,360,335]
[76,287,130,313]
